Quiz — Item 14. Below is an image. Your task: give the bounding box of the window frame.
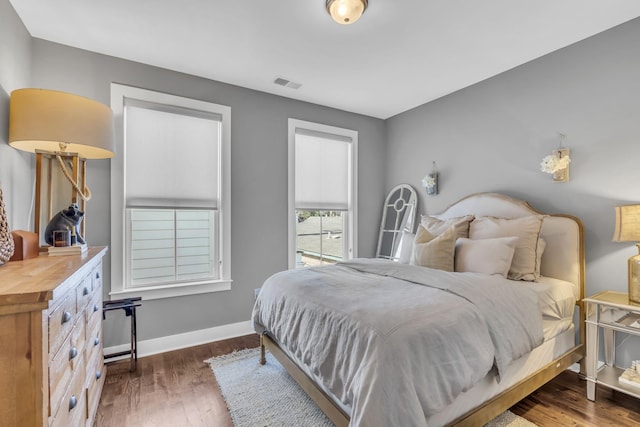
[288,119,358,269]
[110,83,231,300]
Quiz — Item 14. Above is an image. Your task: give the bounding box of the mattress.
[528,276,577,340]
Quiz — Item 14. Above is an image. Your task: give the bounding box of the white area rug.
[207,348,536,427]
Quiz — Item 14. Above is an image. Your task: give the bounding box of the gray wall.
[1,0,386,347]
[386,17,640,364]
[0,0,34,230]
[27,39,386,347]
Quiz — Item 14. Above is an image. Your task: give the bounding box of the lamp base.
[628,244,640,304]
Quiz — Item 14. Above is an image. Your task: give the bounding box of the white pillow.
[420,215,474,240]
[469,215,545,281]
[398,230,415,264]
[411,225,456,272]
[455,237,518,278]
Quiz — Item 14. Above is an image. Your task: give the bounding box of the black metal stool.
[103,297,142,372]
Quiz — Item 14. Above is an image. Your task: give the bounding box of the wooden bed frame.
[259,192,586,426]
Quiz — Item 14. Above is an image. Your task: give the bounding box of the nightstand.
[584,290,640,401]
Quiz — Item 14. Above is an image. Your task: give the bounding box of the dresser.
[0,247,107,427]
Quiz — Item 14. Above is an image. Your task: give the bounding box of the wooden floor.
[96,334,640,427]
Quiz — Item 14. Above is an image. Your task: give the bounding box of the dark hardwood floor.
[96,335,640,426]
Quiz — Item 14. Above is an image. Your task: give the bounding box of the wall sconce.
[613,204,640,304]
[8,88,115,247]
[540,132,571,182]
[421,161,438,196]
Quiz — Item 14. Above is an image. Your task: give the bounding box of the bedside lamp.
[8,88,115,245]
[613,204,640,304]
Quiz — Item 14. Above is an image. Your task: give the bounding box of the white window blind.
[294,128,351,211]
[125,102,221,209]
[128,209,216,287]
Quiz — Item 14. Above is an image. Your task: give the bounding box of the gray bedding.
[252,258,543,426]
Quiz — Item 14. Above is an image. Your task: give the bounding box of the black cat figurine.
[44,204,85,245]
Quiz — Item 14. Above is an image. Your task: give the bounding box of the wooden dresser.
[0,246,108,427]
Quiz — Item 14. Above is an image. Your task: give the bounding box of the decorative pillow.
[410,225,456,272]
[420,215,474,240]
[455,237,518,278]
[535,238,546,280]
[469,215,545,281]
[398,230,415,264]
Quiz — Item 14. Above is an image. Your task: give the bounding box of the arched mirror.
[376,184,417,261]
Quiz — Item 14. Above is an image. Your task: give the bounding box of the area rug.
[207,348,536,427]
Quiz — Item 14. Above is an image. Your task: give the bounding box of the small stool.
[103,297,142,372]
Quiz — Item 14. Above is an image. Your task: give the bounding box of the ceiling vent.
[274,77,302,90]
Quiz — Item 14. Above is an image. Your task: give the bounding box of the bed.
[252,192,585,426]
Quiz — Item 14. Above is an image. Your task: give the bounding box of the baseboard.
[103,320,254,361]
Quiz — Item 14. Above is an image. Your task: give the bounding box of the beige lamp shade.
[613,205,640,242]
[9,88,115,159]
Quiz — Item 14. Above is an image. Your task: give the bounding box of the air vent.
[274,77,302,90]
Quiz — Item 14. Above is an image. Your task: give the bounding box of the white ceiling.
[9,0,640,119]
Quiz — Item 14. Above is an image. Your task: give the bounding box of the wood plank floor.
[96,334,640,427]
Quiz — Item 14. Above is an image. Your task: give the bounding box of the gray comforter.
[252,259,543,426]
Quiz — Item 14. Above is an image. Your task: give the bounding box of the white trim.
[109,279,232,301]
[287,119,358,269]
[110,83,231,297]
[103,320,253,361]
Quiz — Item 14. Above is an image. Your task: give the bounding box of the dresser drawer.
[85,321,102,379]
[49,317,86,417]
[76,274,93,313]
[86,360,106,427]
[86,288,102,333]
[49,291,77,357]
[50,355,86,427]
[92,264,103,292]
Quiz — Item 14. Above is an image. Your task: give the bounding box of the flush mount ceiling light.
[326,0,368,25]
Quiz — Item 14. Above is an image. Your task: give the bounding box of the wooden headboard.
[434,192,585,302]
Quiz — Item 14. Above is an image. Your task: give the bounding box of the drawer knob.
[96,272,100,279]
[93,304,99,313]
[69,395,78,411]
[61,311,72,324]
[69,347,78,360]
[94,337,100,346]
[83,286,89,296]
[96,371,102,380]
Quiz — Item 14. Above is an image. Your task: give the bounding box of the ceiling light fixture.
[326,0,368,25]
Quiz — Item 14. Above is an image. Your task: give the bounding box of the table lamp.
[8,88,115,245]
[613,204,640,304]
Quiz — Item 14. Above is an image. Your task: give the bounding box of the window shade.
[295,129,351,211]
[125,104,220,208]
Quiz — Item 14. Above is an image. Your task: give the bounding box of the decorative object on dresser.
[9,230,39,261]
[8,88,115,247]
[0,184,15,265]
[0,247,107,427]
[421,161,439,195]
[613,204,640,304]
[540,132,571,182]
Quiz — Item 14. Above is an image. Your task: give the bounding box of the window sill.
[110,279,232,301]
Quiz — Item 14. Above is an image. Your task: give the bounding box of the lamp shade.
[9,88,115,159]
[613,205,640,242]
[326,0,368,25]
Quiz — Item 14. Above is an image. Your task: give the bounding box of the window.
[288,119,357,268]
[111,84,231,300]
